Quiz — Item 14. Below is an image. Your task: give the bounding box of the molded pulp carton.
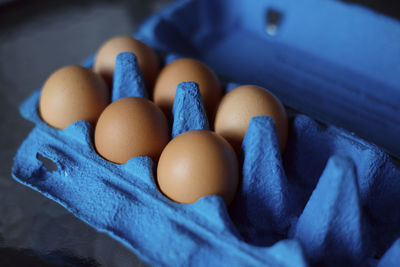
[12,0,400,266]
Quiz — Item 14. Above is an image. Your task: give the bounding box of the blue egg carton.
[12,0,400,266]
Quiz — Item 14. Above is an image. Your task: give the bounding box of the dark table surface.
[0,1,399,266]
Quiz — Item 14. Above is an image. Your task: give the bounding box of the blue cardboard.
[12,0,400,266]
[136,0,400,157]
[378,239,400,267]
[293,156,367,264]
[112,52,147,100]
[171,81,210,138]
[13,74,308,266]
[230,116,294,246]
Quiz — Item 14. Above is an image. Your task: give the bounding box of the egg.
[94,97,169,164]
[93,35,160,89]
[157,130,239,205]
[39,65,109,129]
[153,58,221,119]
[214,85,288,153]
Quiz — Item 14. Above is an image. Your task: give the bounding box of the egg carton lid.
[136,0,400,159]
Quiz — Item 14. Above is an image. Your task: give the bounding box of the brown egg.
[94,97,169,164]
[153,58,221,119]
[93,35,160,89]
[214,85,288,153]
[39,65,109,129]
[157,130,239,205]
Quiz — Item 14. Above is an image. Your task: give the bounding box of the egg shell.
[157,130,239,205]
[214,85,288,153]
[39,65,109,129]
[94,97,169,164]
[153,58,222,119]
[93,36,159,89]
